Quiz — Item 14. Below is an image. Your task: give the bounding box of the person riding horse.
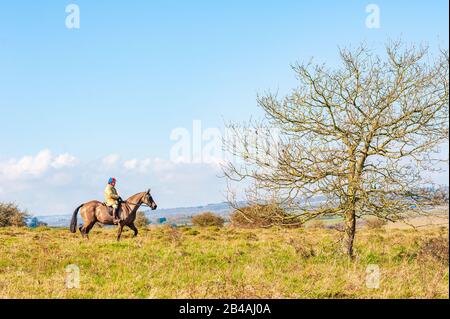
[104,177,122,224]
[70,187,157,240]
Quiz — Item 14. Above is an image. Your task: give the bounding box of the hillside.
[0,224,448,298]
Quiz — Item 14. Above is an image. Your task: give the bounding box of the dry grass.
[0,225,448,299]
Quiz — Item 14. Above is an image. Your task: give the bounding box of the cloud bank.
[0,150,226,216]
[1,149,447,217]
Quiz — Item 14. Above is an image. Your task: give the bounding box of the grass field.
[0,222,448,299]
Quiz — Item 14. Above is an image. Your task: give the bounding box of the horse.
[70,189,157,241]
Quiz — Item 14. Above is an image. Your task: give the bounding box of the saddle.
[102,202,122,217]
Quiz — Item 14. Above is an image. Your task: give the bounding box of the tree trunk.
[342,209,356,258]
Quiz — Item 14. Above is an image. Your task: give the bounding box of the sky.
[0,0,448,215]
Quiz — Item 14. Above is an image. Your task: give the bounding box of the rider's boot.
[113,207,121,225]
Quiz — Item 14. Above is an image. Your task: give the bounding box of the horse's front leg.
[128,223,138,237]
[117,223,124,241]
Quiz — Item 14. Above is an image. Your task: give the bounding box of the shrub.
[135,211,150,228]
[418,236,449,265]
[288,238,316,258]
[230,204,301,229]
[329,222,345,232]
[0,202,29,227]
[162,225,183,244]
[366,217,387,229]
[307,220,326,229]
[191,212,225,227]
[185,229,200,236]
[28,217,48,228]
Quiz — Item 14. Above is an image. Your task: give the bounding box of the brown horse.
[70,189,157,241]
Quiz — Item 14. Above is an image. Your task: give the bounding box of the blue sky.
[0,1,448,215]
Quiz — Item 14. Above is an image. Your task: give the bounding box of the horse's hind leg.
[78,225,88,239]
[83,221,96,239]
[79,225,87,238]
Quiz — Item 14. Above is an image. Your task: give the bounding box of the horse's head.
[143,189,158,210]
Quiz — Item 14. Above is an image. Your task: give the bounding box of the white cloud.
[124,158,152,172]
[123,159,138,170]
[51,153,78,169]
[102,154,120,168]
[0,149,78,180]
[0,149,51,179]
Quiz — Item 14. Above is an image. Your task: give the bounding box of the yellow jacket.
[104,184,120,207]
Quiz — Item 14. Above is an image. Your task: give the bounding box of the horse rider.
[105,177,122,224]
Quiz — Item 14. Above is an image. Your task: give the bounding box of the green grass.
[0,225,448,299]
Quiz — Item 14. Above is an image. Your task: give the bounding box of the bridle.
[122,192,153,211]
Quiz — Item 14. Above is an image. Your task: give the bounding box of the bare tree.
[223,41,449,257]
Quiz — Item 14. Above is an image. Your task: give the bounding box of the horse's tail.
[70,204,84,233]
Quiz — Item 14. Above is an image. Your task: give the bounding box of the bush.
[329,222,345,232]
[28,217,48,228]
[418,236,449,265]
[366,217,387,229]
[230,204,301,229]
[0,202,29,227]
[191,212,225,227]
[307,220,326,229]
[135,211,150,228]
[288,238,316,258]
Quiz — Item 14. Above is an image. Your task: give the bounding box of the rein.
[126,202,151,209]
[121,193,149,212]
